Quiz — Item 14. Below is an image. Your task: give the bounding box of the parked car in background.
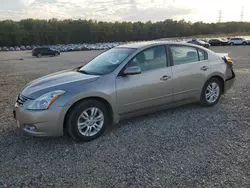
[15,47,21,51]
[14,41,235,141]
[2,47,8,51]
[187,39,210,48]
[20,46,26,50]
[228,37,250,45]
[26,46,32,50]
[209,38,228,46]
[31,45,36,50]
[32,47,60,57]
[9,47,15,51]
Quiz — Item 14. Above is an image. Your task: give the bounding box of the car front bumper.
[13,104,66,137]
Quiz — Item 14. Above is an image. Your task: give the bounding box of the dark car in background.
[187,39,210,48]
[209,38,228,46]
[32,47,60,58]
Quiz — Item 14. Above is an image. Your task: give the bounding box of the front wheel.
[66,100,110,141]
[200,78,223,106]
[230,42,234,46]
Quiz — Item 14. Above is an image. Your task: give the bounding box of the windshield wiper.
[77,69,90,75]
[78,69,103,75]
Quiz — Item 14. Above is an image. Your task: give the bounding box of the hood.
[21,70,99,99]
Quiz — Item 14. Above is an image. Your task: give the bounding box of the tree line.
[1,19,250,46]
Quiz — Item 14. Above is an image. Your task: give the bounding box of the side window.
[170,45,199,65]
[127,46,167,72]
[197,49,208,60]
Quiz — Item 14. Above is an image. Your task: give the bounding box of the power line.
[240,6,244,21]
[218,10,222,22]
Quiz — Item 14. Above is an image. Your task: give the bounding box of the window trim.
[118,45,169,76]
[197,48,208,61]
[168,44,200,66]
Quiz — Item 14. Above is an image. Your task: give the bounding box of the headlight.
[26,90,65,110]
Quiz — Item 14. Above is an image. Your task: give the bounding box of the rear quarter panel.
[205,52,227,85]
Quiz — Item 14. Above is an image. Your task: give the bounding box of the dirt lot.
[0,47,250,187]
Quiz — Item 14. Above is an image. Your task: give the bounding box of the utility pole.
[218,10,222,23]
[240,6,244,21]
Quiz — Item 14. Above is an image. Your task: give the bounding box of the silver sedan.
[13,41,235,141]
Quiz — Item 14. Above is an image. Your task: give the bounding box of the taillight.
[226,57,233,65]
[223,56,234,66]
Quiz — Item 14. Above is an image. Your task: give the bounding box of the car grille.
[16,94,29,106]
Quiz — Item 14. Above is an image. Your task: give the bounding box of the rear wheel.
[200,78,223,106]
[243,42,247,45]
[230,42,234,46]
[36,53,42,58]
[66,100,110,141]
[55,52,59,56]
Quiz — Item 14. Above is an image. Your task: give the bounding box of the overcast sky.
[0,0,249,23]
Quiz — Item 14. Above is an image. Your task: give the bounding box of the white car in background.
[228,37,250,45]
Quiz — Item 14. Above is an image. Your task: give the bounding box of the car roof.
[117,41,201,49]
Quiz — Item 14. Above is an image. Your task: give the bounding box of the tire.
[55,52,59,56]
[66,99,110,142]
[230,42,234,46]
[36,53,42,58]
[200,77,223,107]
[243,42,247,45]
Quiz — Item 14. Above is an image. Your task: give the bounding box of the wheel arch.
[63,96,114,133]
[205,74,225,93]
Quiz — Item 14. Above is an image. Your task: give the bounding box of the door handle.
[160,75,171,81]
[201,66,209,71]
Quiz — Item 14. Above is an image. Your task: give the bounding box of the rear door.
[116,45,173,115]
[43,48,50,55]
[235,38,243,45]
[169,45,211,102]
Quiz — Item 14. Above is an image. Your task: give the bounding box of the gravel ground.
[0,47,249,188]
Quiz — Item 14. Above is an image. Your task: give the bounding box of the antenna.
[218,10,222,22]
[240,6,244,21]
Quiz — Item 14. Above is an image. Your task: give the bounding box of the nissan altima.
[13,41,235,141]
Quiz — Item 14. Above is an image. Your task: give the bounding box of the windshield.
[79,47,136,75]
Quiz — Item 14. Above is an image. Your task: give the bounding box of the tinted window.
[170,45,199,65]
[198,49,208,60]
[79,47,136,75]
[127,46,167,72]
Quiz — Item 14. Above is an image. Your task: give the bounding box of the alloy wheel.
[205,82,220,104]
[77,107,104,137]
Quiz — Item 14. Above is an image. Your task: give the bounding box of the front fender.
[63,91,119,124]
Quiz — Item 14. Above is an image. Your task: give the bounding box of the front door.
[169,45,211,102]
[116,45,173,115]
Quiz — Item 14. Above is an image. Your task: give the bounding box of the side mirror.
[123,66,141,76]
